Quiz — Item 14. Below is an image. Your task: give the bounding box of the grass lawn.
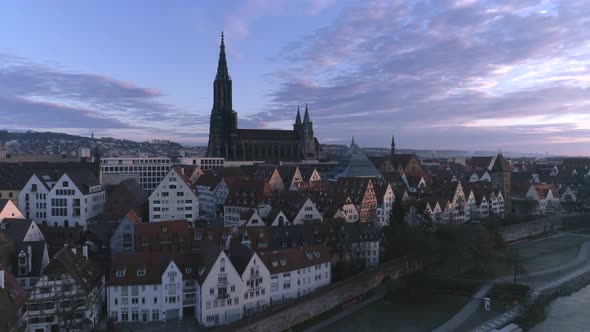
[319,290,469,332]
[497,234,588,277]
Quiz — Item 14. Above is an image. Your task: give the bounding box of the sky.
[1,0,589,155]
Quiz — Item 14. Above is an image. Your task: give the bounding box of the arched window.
[220,258,225,273]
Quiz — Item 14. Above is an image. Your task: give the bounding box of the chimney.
[83,245,88,258]
[0,269,4,289]
[27,246,32,273]
[180,167,185,175]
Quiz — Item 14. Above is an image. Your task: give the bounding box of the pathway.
[431,282,494,332]
[435,231,590,332]
[302,287,386,332]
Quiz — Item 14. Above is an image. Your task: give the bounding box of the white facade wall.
[292,199,322,224]
[18,175,48,223]
[149,169,199,222]
[101,157,172,194]
[352,241,379,267]
[269,261,331,305]
[46,174,105,228]
[196,253,243,327]
[240,254,271,315]
[107,261,183,323]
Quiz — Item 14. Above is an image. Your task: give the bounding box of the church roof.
[236,129,298,142]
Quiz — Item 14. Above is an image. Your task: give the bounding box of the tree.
[93,146,101,164]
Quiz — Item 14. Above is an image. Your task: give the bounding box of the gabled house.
[194,173,222,217]
[107,251,193,323]
[526,184,560,215]
[277,166,303,191]
[223,179,270,227]
[46,170,105,228]
[333,177,377,222]
[0,218,49,289]
[227,242,270,316]
[253,165,285,192]
[24,245,105,332]
[258,245,331,305]
[270,191,322,224]
[110,213,139,254]
[149,166,199,223]
[373,180,394,227]
[195,240,244,327]
[0,200,25,223]
[0,265,27,332]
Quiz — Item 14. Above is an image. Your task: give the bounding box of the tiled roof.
[0,265,26,330]
[135,219,191,251]
[66,169,102,194]
[227,241,254,276]
[257,244,331,274]
[43,246,104,292]
[195,173,222,188]
[468,156,494,170]
[108,251,199,286]
[101,179,147,221]
[490,154,511,173]
[224,178,270,208]
[270,191,313,221]
[333,177,372,205]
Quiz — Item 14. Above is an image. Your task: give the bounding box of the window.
[154,297,157,304]
[62,181,69,187]
[121,311,129,321]
[132,298,138,304]
[152,310,159,320]
[132,310,139,321]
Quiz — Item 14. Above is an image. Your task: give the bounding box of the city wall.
[500,214,590,243]
[216,256,422,332]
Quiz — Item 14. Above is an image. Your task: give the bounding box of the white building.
[149,167,199,223]
[257,245,331,305]
[107,252,192,323]
[101,157,172,194]
[195,242,244,327]
[19,170,104,228]
[526,184,560,215]
[45,170,105,228]
[178,157,225,170]
[18,172,60,224]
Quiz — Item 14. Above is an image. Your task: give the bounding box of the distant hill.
[321,144,550,159]
[0,130,187,158]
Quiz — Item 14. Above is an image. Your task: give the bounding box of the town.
[1,33,589,332]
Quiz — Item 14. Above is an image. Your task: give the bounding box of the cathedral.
[207,33,322,161]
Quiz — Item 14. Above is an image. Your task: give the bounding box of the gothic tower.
[390,133,396,160]
[299,104,317,159]
[207,32,236,158]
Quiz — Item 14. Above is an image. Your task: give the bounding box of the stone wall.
[499,214,590,243]
[216,256,422,332]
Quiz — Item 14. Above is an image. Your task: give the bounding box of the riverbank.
[517,270,590,330]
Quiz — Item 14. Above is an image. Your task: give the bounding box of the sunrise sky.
[1,0,589,155]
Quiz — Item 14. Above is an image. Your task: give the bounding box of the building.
[179,157,225,170]
[227,242,270,316]
[526,183,560,215]
[107,251,193,323]
[0,218,49,290]
[257,244,331,305]
[19,170,105,228]
[0,265,27,332]
[207,33,322,161]
[24,245,105,332]
[490,154,512,214]
[223,179,270,227]
[149,167,199,223]
[195,240,244,327]
[100,157,172,194]
[0,200,25,222]
[46,170,105,228]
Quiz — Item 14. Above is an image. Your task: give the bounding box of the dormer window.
[208,233,212,239]
[195,232,202,240]
[271,258,278,267]
[185,267,192,273]
[222,233,227,239]
[292,242,297,247]
[137,266,146,277]
[116,267,126,277]
[162,226,167,232]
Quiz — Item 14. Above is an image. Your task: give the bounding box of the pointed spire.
[351,136,355,146]
[295,105,302,125]
[303,103,311,123]
[216,31,230,80]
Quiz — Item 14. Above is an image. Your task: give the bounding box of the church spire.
[390,132,396,158]
[295,105,301,125]
[303,103,311,123]
[216,31,230,80]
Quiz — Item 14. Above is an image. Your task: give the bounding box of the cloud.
[258,0,590,154]
[0,54,210,143]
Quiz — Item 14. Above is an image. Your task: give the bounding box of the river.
[531,284,590,332]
